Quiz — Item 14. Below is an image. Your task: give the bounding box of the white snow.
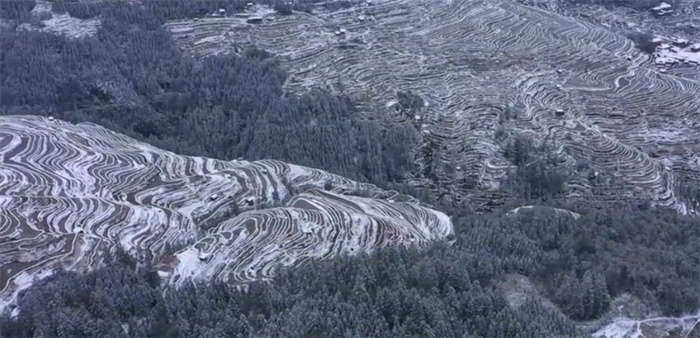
[0,269,55,318]
[19,3,100,39]
[653,38,700,66]
[594,310,700,338]
[651,2,672,11]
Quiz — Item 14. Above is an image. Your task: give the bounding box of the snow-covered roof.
[652,2,672,11]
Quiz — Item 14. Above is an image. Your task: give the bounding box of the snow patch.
[18,2,100,39]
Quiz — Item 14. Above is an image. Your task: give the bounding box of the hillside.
[162,0,700,213]
[1,117,697,337]
[0,0,699,337]
[0,115,452,313]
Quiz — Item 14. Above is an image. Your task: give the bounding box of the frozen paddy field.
[0,116,453,315]
[165,0,700,214]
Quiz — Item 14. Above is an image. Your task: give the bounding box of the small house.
[651,2,673,16]
[673,38,689,47]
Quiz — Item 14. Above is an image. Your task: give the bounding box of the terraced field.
[0,115,453,313]
[18,1,100,38]
[165,0,700,214]
[158,189,452,286]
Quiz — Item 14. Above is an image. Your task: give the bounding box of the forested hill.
[0,115,454,315]
[1,0,418,187]
[0,0,699,337]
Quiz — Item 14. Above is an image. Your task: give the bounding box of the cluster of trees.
[678,182,700,211]
[0,0,417,185]
[1,1,699,337]
[1,196,697,337]
[28,0,330,21]
[1,0,354,26]
[0,243,580,338]
[0,0,35,20]
[626,32,662,54]
[555,270,611,321]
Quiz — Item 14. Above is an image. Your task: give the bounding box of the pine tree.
[580,270,596,319]
[555,273,583,320]
[591,271,611,318]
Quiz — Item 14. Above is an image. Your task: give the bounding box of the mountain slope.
[164,0,700,213]
[0,115,453,313]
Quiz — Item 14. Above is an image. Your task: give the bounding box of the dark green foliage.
[499,201,700,317]
[504,135,533,166]
[514,160,569,199]
[63,1,102,20]
[0,253,164,337]
[271,1,295,15]
[0,0,35,20]
[555,271,611,320]
[678,183,700,211]
[503,136,570,200]
[272,0,323,14]
[0,243,579,338]
[51,0,66,14]
[2,199,697,337]
[0,1,698,336]
[323,1,354,12]
[0,5,416,185]
[626,32,661,54]
[397,90,425,111]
